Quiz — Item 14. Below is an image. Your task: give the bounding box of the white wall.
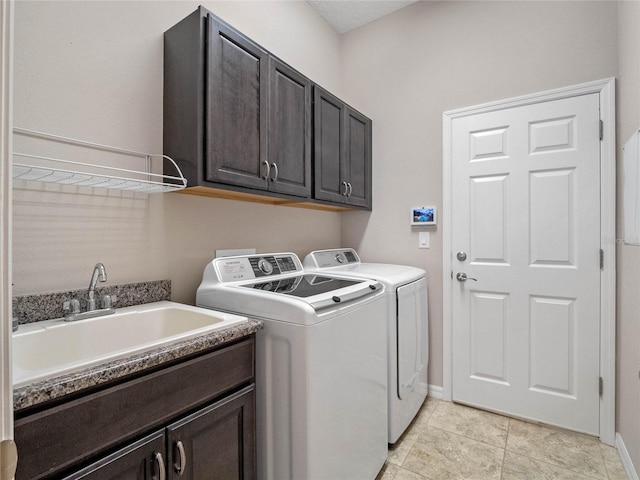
[12,1,343,304]
[616,0,640,472]
[339,0,618,388]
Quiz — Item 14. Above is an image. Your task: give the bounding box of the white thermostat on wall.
[411,206,436,226]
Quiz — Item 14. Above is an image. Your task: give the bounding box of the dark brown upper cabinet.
[205,14,269,191]
[164,7,311,200]
[267,57,312,197]
[314,86,372,209]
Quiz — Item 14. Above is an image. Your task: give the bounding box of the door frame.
[442,78,616,445]
[0,0,13,444]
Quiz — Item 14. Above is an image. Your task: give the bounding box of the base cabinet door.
[62,431,166,480]
[62,386,255,480]
[167,387,256,480]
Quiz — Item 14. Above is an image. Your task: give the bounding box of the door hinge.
[599,377,603,396]
[599,119,604,140]
[600,249,604,269]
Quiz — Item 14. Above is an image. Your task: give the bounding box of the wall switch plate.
[419,232,429,249]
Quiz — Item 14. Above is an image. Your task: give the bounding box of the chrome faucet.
[63,263,116,322]
[87,263,107,311]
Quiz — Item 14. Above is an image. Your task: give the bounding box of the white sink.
[12,301,247,388]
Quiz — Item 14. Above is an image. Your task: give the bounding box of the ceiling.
[306,0,420,34]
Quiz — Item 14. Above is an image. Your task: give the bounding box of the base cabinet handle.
[154,452,166,480]
[174,440,187,476]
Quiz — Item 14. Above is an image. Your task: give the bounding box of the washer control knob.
[335,253,346,264]
[258,258,273,275]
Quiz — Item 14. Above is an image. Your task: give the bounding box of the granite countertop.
[14,318,263,412]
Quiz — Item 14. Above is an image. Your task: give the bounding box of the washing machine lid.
[240,274,361,297]
[196,252,385,323]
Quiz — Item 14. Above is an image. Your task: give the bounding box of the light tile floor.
[377,398,628,480]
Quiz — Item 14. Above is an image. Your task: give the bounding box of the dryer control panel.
[305,249,360,269]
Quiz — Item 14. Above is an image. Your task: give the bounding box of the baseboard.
[617,432,639,480]
[428,384,444,400]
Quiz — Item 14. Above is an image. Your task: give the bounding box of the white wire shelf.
[12,128,187,193]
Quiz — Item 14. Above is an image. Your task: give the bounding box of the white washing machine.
[304,248,428,444]
[196,252,388,480]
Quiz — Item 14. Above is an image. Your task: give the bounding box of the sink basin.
[12,301,247,388]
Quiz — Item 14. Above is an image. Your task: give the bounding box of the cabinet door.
[205,14,269,190]
[313,86,346,203]
[166,386,256,480]
[61,431,166,480]
[343,107,372,208]
[268,57,311,197]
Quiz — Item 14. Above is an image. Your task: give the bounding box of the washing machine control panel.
[214,253,303,282]
[251,257,278,276]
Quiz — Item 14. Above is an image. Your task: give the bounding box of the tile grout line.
[386,399,440,473]
[598,442,612,480]
[423,423,507,450]
[503,446,607,480]
[504,419,608,480]
[500,417,511,480]
[393,400,612,480]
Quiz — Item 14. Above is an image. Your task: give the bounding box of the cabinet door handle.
[154,452,166,480]
[174,440,187,476]
[341,181,348,196]
[347,182,353,197]
[270,162,279,182]
[261,160,271,180]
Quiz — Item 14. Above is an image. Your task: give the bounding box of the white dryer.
[304,248,428,444]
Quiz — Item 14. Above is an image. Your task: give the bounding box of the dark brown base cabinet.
[63,387,255,480]
[14,337,256,480]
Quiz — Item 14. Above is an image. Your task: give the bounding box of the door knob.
[456,272,477,282]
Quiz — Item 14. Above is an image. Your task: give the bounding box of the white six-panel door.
[451,93,601,435]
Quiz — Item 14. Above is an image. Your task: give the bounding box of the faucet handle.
[101,294,117,309]
[64,298,81,315]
